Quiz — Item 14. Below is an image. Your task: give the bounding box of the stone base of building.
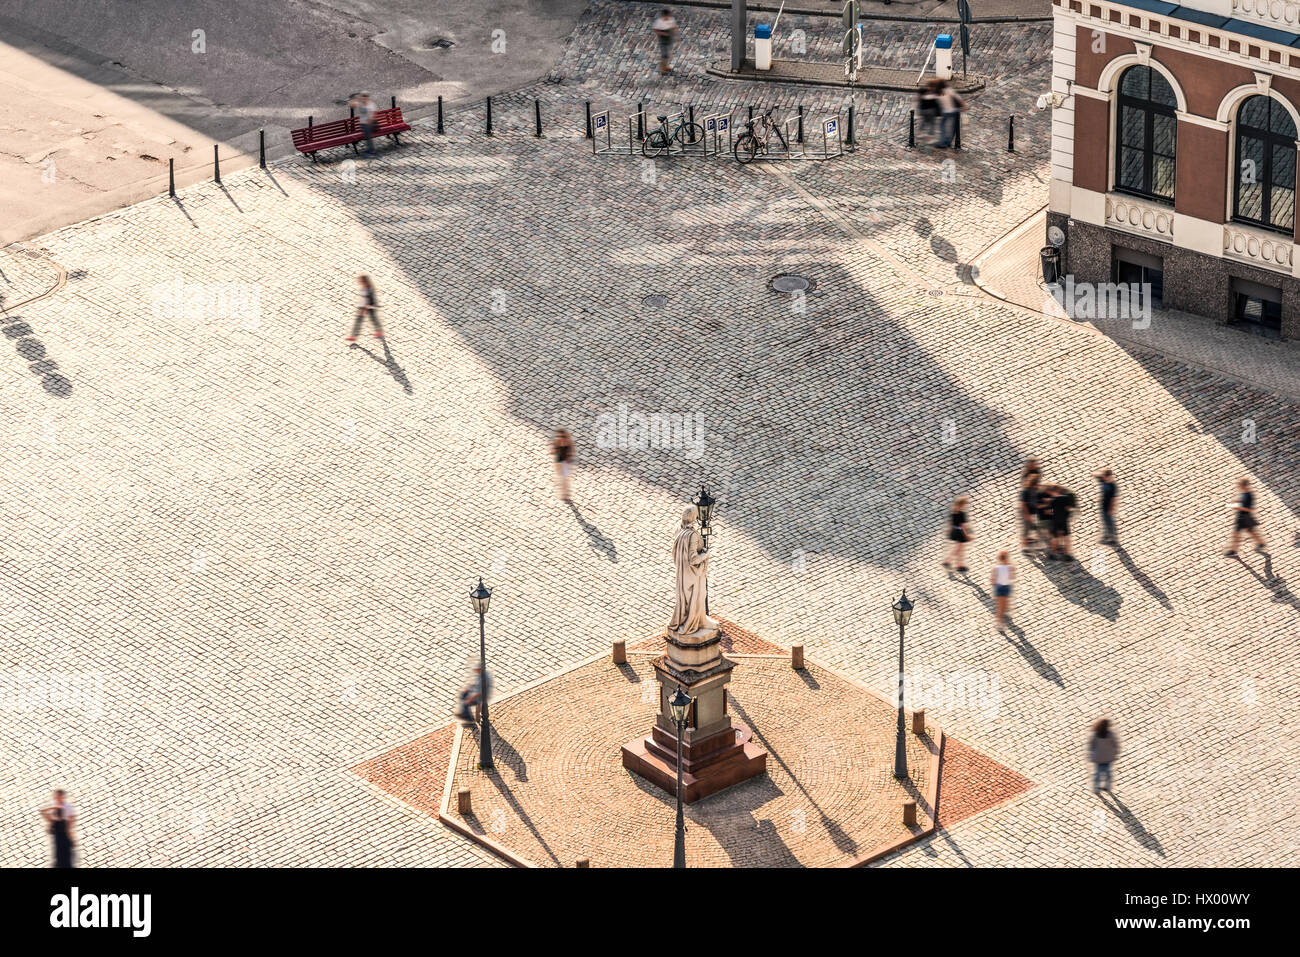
[1049,215,1300,341]
[622,718,767,804]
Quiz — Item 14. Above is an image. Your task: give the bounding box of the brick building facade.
[1049,0,1300,340]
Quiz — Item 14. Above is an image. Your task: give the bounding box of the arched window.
[1115,66,1178,203]
[1233,95,1297,234]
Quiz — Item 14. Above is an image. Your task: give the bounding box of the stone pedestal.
[621,622,767,803]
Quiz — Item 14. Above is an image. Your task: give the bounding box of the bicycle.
[641,113,705,157]
[733,108,788,165]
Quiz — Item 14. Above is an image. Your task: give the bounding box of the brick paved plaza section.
[1,2,1297,868]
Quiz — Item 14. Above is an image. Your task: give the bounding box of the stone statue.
[668,505,718,640]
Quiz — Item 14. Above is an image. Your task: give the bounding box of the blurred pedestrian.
[1044,485,1077,561]
[1019,472,1042,553]
[346,274,382,342]
[39,790,76,868]
[1226,476,1265,556]
[652,8,679,75]
[552,429,575,502]
[917,78,941,142]
[942,495,972,572]
[456,664,493,727]
[350,92,377,156]
[934,79,967,149]
[1087,719,1119,793]
[991,549,1016,629]
[1094,467,1119,546]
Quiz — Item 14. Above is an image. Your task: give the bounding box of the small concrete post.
[612,639,626,664]
[575,858,590,868]
[902,800,917,827]
[457,788,472,815]
[912,709,926,735]
[791,644,804,669]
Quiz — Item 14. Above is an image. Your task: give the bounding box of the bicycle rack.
[589,105,845,162]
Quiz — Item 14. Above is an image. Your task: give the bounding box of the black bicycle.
[641,113,706,157]
[733,108,788,164]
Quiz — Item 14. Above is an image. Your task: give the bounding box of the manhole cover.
[426,36,455,49]
[928,289,946,298]
[772,274,814,293]
[642,294,668,309]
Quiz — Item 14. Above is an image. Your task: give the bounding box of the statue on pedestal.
[668,505,718,642]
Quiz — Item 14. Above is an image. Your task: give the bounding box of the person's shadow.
[1036,553,1122,622]
[1099,790,1166,858]
[351,336,412,394]
[1114,547,1172,610]
[1235,553,1300,612]
[1003,619,1064,686]
[569,502,617,562]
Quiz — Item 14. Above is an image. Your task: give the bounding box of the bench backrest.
[370,107,405,128]
[291,117,356,145]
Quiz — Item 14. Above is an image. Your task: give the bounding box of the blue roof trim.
[1224,17,1298,47]
[1109,1,1300,48]
[1117,0,1178,14]
[1172,9,1228,28]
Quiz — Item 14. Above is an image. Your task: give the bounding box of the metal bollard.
[308,115,313,133]
[259,128,265,168]
[535,98,542,137]
[908,109,915,148]
[797,105,804,144]
[585,101,593,139]
[213,144,220,184]
[1007,115,1015,152]
[688,104,695,130]
[437,96,444,134]
[349,105,355,119]
[847,104,855,147]
[954,111,962,150]
[391,95,396,110]
[748,105,754,123]
[637,102,644,140]
[168,157,175,197]
[486,97,493,136]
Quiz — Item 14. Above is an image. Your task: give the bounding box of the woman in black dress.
[942,495,972,572]
[40,793,75,868]
[552,429,575,502]
[1226,477,1265,556]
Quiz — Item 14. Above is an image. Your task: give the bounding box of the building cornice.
[1054,0,1300,79]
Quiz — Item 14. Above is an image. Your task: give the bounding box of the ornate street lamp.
[470,578,493,770]
[669,687,693,868]
[694,485,717,612]
[891,589,914,780]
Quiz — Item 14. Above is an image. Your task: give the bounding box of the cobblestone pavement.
[1,2,1297,867]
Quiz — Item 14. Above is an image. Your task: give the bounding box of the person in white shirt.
[350,92,378,156]
[39,790,77,867]
[652,10,679,75]
[990,550,1016,630]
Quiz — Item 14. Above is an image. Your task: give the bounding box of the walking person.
[1226,476,1266,556]
[1048,485,1077,561]
[991,550,1016,629]
[1019,472,1042,553]
[552,428,575,502]
[346,275,383,343]
[1087,719,1120,793]
[652,8,679,76]
[941,495,972,572]
[350,92,378,156]
[917,78,941,142]
[934,79,967,149]
[455,664,493,727]
[39,790,76,868]
[1095,467,1119,546]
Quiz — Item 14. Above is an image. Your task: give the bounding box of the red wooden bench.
[290,106,412,161]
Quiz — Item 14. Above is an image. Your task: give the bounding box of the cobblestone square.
[2,1,1297,868]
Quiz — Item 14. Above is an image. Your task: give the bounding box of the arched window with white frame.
[1233,95,1297,235]
[1114,66,1178,203]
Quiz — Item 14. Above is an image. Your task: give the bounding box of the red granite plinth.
[622,717,767,803]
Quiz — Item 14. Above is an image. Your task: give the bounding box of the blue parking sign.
[595,114,607,130]
[826,119,838,135]
[707,118,716,131]
[719,117,729,131]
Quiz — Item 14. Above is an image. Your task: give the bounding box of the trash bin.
[1040,245,1062,285]
[755,23,773,71]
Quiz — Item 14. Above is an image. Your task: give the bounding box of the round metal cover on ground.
[426,36,455,49]
[772,274,814,294]
[642,294,668,308]
[928,289,945,297]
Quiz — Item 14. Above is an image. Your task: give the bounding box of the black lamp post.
[669,687,693,868]
[470,577,493,770]
[891,589,913,780]
[694,485,716,612]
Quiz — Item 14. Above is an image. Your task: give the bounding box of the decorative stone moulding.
[1105,195,1175,241]
[1234,0,1300,30]
[1222,223,1295,272]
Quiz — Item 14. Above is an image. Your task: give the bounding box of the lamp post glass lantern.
[694,485,716,613]
[471,578,493,769]
[669,687,692,868]
[891,589,912,780]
